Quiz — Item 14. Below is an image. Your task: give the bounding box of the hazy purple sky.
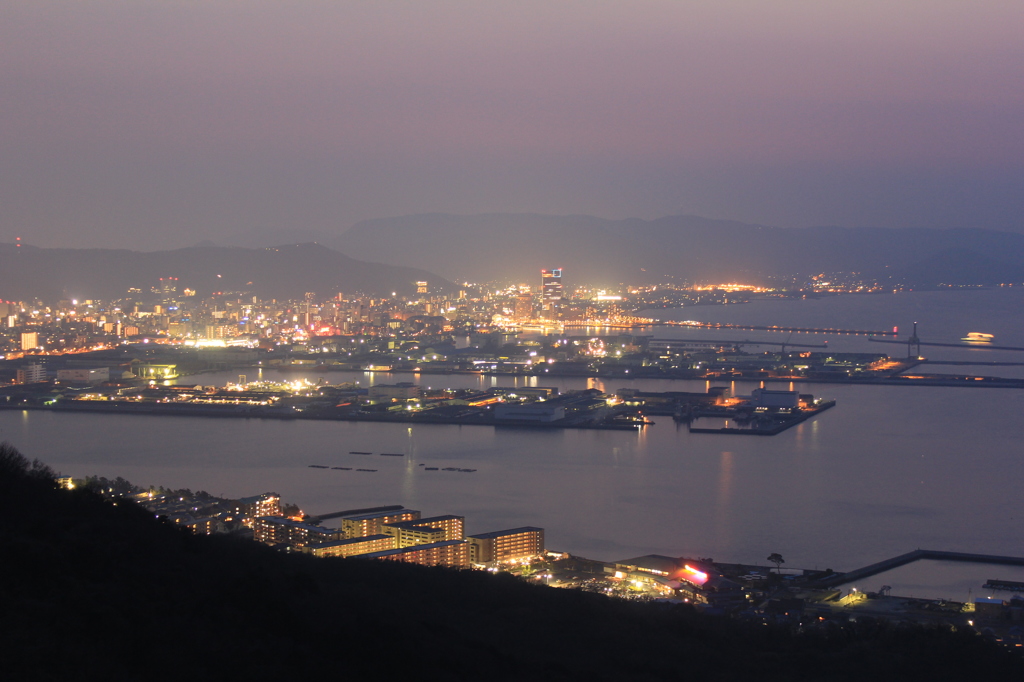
[2,1,1022,249]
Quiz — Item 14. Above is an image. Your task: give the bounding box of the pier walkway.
[665,321,896,336]
[814,549,1024,588]
[649,337,828,349]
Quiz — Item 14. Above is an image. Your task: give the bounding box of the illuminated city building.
[361,539,469,568]
[186,517,221,536]
[514,291,533,321]
[253,516,340,548]
[467,527,545,563]
[608,556,744,607]
[158,277,179,303]
[20,331,38,350]
[541,269,563,317]
[382,515,465,547]
[340,509,421,538]
[305,534,396,558]
[237,493,282,527]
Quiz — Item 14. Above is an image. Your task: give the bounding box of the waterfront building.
[383,515,465,547]
[609,556,744,607]
[608,555,679,579]
[974,597,1007,619]
[306,534,396,558]
[604,555,680,597]
[367,383,422,402]
[361,539,469,568]
[16,363,46,384]
[253,516,340,548]
[467,527,545,563]
[749,388,799,409]
[493,403,565,422]
[340,509,421,539]
[56,367,110,385]
[236,493,282,526]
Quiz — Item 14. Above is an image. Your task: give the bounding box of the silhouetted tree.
[768,553,785,573]
[0,441,55,486]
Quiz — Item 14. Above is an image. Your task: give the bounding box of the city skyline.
[3,4,1024,676]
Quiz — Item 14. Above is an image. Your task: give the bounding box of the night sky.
[2,1,1022,250]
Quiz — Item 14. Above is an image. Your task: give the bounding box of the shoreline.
[0,400,648,431]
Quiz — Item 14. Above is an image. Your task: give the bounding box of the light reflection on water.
[6,377,1019,583]
[2,290,1022,598]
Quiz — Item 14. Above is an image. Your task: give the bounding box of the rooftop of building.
[468,527,544,540]
[611,554,682,575]
[238,493,279,504]
[385,515,464,529]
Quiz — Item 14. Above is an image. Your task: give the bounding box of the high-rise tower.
[541,268,563,317]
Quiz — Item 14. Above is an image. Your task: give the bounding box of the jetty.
[812,549,1024,588]
[687,400,835,436]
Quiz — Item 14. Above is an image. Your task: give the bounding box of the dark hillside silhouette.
[1,443,1019,681]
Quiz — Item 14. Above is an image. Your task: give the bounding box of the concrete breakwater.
[687,400,836,436]
[2,399,648,431]
[813,549,1024,588]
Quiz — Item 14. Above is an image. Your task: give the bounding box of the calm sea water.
[4,289,1023,598]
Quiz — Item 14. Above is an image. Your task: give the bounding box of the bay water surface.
[4,288,1023,598]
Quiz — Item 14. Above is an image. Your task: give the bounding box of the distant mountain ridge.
[7,215,1022,301]
[329,213,1024,287]
[0,242,449,301]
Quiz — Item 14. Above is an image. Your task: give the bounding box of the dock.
[688,401,835,436]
